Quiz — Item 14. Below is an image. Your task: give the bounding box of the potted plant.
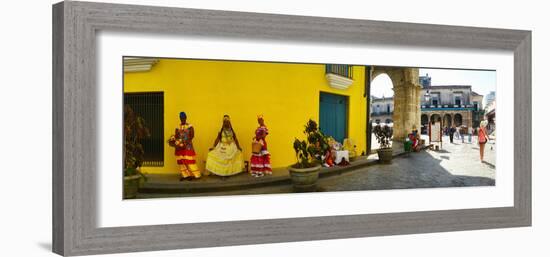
[123,105,150,199]
[289,119,328,192]
[373,123,393,164]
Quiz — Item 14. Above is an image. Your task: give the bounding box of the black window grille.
[325,64,353,79]
[124,92,164,167]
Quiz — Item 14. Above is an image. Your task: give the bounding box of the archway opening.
[454,113,463,127]
[430,114,441,123]
[421,114,429,134]
[443,114,452,129]
[369,73,394,152]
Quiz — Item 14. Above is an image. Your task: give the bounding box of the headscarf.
[219,115,235,135]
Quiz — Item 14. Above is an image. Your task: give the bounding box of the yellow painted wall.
[124,59,368,175]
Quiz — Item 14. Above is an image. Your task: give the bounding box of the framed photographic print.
[52,1,531,256]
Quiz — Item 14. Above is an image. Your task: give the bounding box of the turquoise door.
[319,92,348,143]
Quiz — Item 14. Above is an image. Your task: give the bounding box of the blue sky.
[370,68,496,102]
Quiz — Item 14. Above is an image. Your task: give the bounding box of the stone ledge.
[138,144,427,194]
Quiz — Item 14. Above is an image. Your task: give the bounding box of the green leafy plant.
[124,104,151,177]
[292,119,330,168]
[373,124,393,149]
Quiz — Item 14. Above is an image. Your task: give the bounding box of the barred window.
[325,64,353,79]
[124,92,164,167]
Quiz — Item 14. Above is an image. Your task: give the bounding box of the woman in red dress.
[250,115,272,177]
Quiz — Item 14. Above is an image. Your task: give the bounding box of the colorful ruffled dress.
[250,126,272,176]
[206,129,244,176]
[174,123,201,178]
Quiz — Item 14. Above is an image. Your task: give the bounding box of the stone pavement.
[318,135,495,192]
[136,135,495,198]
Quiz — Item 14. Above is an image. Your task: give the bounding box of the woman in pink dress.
[250,115,272,177]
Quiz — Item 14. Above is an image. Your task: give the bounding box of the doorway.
[319,92,348,143]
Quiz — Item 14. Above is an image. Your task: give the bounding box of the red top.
[478,127,488,143]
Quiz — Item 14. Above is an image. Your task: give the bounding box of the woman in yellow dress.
[206,115,244,176]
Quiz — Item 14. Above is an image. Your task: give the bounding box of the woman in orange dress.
[169,112,201,181]
[477,120,490,162]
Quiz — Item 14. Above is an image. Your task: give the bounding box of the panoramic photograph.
[122,57,496,199]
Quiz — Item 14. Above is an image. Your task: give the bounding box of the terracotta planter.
[124,174,141,199]
[377,147,393,164]
[288,164,321,192]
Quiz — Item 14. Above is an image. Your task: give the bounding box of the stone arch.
[454,113,463,127]
[371,66,421,141]
[430,114,441,123]
[421,114,429,134]
[369,72,395,151]
[370,73,394,122]
[443,113,452,128]
[421,114,429,124]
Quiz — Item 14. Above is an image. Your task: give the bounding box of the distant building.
[485,94,496,134]
[419,75,485,133]
[370,96,394,125]
[419,73,432,88]
[471,91,484,110]
[485,91,496,107]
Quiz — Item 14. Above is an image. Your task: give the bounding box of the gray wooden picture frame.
[52,1,531,256]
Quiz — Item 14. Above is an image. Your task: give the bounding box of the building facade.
[124,59,371,174]
[370,96,393,125]
[419,75,484,133]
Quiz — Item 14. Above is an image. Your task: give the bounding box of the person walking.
[449,126,455,143]
[467,126,473,143]
[478,120,489,162]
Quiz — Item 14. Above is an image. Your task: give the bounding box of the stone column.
[404,68,421,137]
[403,82,415,136]
[392,85,405,141]
[464,111,473,128]
[414,84,422,131]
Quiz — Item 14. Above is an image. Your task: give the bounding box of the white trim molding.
[124,57,159,72]
[325,73,354,90]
